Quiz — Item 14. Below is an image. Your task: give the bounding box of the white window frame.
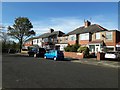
[80,33,89,40]
[106,32,112,40]
[43,38,48,42]
[96,33,100,39]
[69,35,76,41]
[33,39,38,44]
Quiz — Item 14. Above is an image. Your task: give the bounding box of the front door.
[95,44,100,53]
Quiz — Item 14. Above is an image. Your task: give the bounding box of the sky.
[2,2,118,36]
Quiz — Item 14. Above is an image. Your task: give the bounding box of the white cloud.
[32,17,84,36]
[3,15,118,37]
[32,16,118,36]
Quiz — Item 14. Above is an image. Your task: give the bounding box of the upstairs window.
[33,39,38,44]
[60,39,62,42]
[38,39,42,43]
[65,38,68,41]
[106,32,112,40]
[96,33,100,39]
[71,36,75,41]
[80,33,89,40]
[43,38,48,42]
[69,35,76,41]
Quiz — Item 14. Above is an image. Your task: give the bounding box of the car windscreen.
[107,52,115,54]
[57,51,63,54]
[39,48,45,51]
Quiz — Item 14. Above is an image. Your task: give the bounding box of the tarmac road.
[2,54,119,88]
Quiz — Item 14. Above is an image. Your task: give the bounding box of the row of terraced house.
[23,20,120,54]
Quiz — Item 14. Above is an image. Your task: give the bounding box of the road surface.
[2,54,118,88]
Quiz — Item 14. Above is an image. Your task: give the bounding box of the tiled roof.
[37,33,51,38]
[25,31,64,42]
[67,24,108,35]
[37,31,65,38]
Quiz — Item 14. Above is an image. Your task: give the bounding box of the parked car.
[28,48,46,57]
[28,48,38,57]
[36,48,46,57]
[105,51,120,60]
[21,49,28,54]
[44,50,64,61]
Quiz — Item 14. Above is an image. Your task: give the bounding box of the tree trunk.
[19,38,23,53]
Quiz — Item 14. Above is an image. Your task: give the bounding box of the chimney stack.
[50,28,54,33]
[84,20,91,28]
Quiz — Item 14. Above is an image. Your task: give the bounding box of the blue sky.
[2,2,118,36]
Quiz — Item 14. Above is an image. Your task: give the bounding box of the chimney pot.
[50,28,54,33]
[84,20,91,28]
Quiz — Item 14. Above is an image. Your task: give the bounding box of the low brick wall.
[97,52,105,60]
[64,52,84,59]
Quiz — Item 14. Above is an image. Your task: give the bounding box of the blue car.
[44,50,64,60]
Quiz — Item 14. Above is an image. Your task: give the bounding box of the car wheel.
[34,54,36,57]
[53,57,57,61]
[28,54,30,57]
[31,54,34,57]
[44,56,47,59]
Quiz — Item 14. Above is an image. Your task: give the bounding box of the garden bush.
[64,44,80,52]
[77,46,89,57]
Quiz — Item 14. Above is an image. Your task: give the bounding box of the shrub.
[77,46,89,57]
[64,44,80,52]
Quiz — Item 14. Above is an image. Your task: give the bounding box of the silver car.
[105,51,120,60]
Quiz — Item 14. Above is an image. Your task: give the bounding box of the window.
[89,45,95,52]
[71,36,75,40]
[80,33,89,40]
[96,33,100,39]
[104,47,114,52]
[106,32,112,40]
[38,39,42,43]
[43,38,48,42]
[69,35,76,41]
[65,38,68,41]
[33,39,38,44]
[60,39,62,42]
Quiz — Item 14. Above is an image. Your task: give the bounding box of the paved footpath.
[71,58,120,68]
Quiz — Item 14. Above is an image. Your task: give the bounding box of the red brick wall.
[64,52,84,59]
[79,40,89,45]
[97,52,105,60]
[68,41,76,45]
[105,31,116,46]
[24,41,32,47]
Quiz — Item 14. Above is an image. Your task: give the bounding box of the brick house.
[24,29,65,50]
[23,21,120,53]
[67,20,107,45]
[66,20,120,53]
[89,30,120,53]
[23,38,34,49]
[56,35,68,51]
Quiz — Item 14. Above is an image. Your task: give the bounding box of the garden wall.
[64,52,84,59]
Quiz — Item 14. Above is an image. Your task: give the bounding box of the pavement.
[15,53,120,68]
[70,58,120,68]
